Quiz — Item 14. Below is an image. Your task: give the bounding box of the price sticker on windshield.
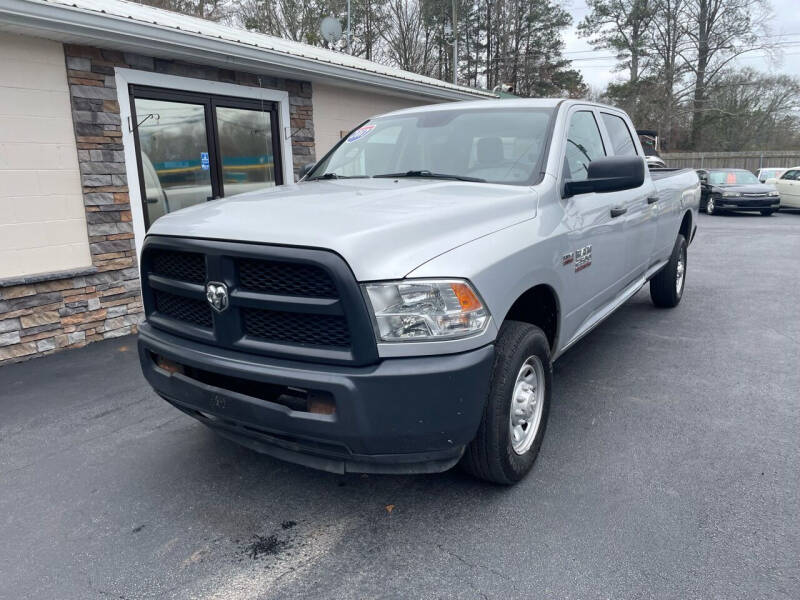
[346,125,375,143]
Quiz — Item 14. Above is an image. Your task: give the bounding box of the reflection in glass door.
[133,98,213,227]
[215,106,276,196]
[130,86,281,229]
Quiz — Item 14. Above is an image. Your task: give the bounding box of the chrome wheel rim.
[707,198,714,214]
[509,356,545,455]
[675,247,686,295]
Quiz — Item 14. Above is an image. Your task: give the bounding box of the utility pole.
[486,0,492,89]
[346,0,351,54]
[452,0,457,85]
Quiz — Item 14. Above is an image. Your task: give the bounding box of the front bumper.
[138,323,494,474]
[716,196,779,210]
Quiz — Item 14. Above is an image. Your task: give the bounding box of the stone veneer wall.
[0,44,314,365]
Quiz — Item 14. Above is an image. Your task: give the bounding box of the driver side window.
[564,111,606,182]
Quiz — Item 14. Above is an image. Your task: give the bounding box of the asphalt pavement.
[1,211,799,599]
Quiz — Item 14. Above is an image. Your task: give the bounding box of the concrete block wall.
[0,33,93,280]
[0,42,314,365]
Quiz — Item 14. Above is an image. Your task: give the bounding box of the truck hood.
[148,179,537,281]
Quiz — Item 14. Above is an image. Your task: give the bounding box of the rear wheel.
[650,234,687,308]
[461,321,551,485]
[706,196,716,215]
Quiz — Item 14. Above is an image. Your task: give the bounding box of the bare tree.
[680,0,771,148]
[135,0,229,20]
[647,0,690,149]
[382,0,432,73]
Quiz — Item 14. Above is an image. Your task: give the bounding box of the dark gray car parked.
[697,168,781,215]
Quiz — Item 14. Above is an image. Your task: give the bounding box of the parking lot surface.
[1,212,799,599]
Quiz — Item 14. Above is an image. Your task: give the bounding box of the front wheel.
[760,209,776,216]
[461,321,552,485]
[650,234,687,308]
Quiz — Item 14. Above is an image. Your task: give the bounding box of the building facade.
[0,0,491,365]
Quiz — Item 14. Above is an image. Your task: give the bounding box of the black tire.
[705,196,716,215]
[650,234,687,308]
[461,321,552,485]
[760,209,776,216]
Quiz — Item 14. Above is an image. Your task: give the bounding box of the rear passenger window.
[564,111,606,181]
[601,113,638,157]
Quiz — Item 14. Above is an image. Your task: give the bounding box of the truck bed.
[649,167,695,181]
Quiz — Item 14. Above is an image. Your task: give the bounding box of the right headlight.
[721,191,737,197]
[362,279,490,342]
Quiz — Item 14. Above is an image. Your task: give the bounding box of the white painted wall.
[312,83,439,158]
[0,33,91,279]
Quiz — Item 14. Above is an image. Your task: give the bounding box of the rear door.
[559,107,628,333]
[598,110,656,278]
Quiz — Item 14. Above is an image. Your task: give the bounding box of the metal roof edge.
[0,0,495,101]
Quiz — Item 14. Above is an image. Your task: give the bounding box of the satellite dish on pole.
[320,17,342,44]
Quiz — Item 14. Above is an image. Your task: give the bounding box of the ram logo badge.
[206,282,229,313]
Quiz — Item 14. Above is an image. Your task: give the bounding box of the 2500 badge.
[563,245,592,272]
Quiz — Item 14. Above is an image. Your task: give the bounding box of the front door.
[130,86,283,229]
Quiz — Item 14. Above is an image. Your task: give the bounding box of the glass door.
[214,105,278,197]
[130,86,281,229]
[132,97,215,226]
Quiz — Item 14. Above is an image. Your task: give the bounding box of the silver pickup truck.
[137,99,700,484]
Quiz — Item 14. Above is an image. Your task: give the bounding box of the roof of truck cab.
[378,98,625,118]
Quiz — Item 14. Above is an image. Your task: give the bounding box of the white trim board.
[114,68,293,258]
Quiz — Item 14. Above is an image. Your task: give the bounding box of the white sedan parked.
[769,167,800,209]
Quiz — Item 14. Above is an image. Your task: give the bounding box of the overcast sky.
[562,0,800,91]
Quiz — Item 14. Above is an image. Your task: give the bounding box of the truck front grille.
[152,250,207,284]
[140,237,378,366]
[241,308,350,347]
[153,290,213,329]
[238,259,338,298]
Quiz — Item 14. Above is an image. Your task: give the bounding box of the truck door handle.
[610,206,627,218]
[647,196,659,204]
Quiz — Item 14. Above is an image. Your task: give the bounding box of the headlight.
[362,279,490,341]
[721,191,737,197]
[769,190,779,196]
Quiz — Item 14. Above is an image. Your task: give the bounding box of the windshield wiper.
[306,173,368,181]
[373,170,486,183]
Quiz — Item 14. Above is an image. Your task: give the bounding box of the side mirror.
[564,156,645,198]
[299,163,315,179]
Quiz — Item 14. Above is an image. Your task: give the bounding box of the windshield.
[708,170,759,185]
[309,108,555,185]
